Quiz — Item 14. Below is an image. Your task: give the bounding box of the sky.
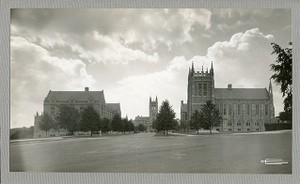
[10,9,291,128]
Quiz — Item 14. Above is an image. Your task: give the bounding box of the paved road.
[10,131,292,173]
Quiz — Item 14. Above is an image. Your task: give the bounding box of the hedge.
[264,123,292,131]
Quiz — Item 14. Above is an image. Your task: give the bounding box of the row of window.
[219,104,270,116]
[194,83,209,96]
[226,122,262,126]
[226,128,260,132]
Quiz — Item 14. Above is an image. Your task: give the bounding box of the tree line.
[152,100,222,135]
[39,105,136,137]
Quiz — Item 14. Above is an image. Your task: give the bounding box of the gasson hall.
[180,61,275,132]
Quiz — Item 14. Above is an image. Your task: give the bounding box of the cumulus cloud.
[10,9,290,128]
[105,28,283,120]
[11,36,95,127]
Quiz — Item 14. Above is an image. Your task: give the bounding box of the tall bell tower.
[149,96,158,126]
[187,61,215,121]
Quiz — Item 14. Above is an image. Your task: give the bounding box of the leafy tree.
[129,120,135,133]
[270,42,292,120]
[111,114,122,133]
[79,106,100,136]
[39,113,55,137]
[189,110,202,133]
[101,118,111,135]
[279,111,292,122]
[10,126,34,140]
[155,100,176,135]
[122,117,132,134]
[138,124,147,132]
[199,101,222,134]
[56,105,80,135]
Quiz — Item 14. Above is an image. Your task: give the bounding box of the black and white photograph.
[9,8,292,174]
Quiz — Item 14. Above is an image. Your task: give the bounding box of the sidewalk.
[10,136,75,144]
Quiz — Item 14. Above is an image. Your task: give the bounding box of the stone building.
[34,87,121,138]
[133,96,158,131]
[180,62,275,132]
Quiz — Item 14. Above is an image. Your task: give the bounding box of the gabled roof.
[134,116,150,121]
[44,90,105,103]
[214,88,271,100]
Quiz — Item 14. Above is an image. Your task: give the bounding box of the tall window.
[199,84,202,96]
[247,104,250,115]
[256,104,259,115]
[237,104,241,115]
[203,83,207,96]
[229,105,232,115]
[223,104,227,115]
[265,104,269,115]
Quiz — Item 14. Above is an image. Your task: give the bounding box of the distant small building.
[34,87,121,138]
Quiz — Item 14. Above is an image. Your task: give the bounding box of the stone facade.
[34,87,121,138]
[181,62,275,132]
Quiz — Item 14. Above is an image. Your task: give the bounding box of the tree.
[56,105,80,135]
[270,42,292,120]
[111,114,122,133]
[155,100,176,135]
[101,118,111,135]
[122,117,133,134]
[189,110,202,133]
[39,113,55,137]
[138,124,147,132]
[129,120,135,133]
[79,106,100,136]
[199,101,222,134]
[279,111,292,122]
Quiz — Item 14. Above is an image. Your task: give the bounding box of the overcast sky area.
[10,9,291,128]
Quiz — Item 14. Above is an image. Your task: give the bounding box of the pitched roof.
[214,88,271,100]
[134,116,150,121]
[45,90,105,102]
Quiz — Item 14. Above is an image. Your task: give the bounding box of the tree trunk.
[46,131,48,138]
[210,127,212,134]
[91,131,93,137]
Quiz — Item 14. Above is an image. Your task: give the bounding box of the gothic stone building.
[133,96,158,131]
[34,87,121,138]
[181,62,275,132]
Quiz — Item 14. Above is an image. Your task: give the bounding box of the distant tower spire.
[269,79,273,98]
[191,61,195,74]
[149,96,152,102]
[156,95,158,102]
[210,61,214,75]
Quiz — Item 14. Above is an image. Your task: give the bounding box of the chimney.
[85,87,89,91]
[228,84,232,90]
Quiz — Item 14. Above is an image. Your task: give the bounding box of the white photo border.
[1,0,299,184]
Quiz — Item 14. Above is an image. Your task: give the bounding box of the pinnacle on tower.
[191,61,195,73]
[155,95,158,102]
[268,79,273,95]
[210,61,214,76]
